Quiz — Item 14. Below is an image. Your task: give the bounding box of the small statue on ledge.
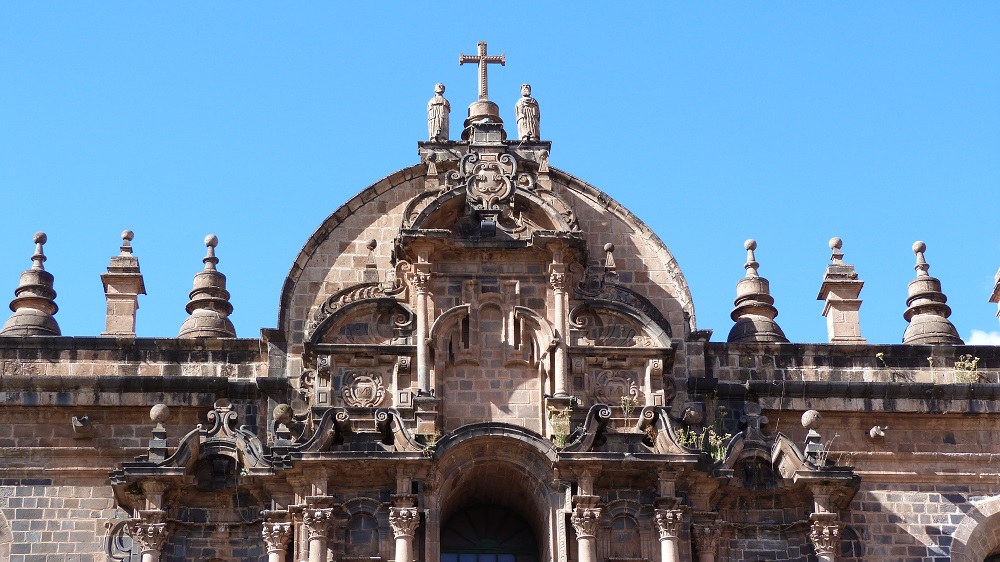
[515,83,540,141]
[427,83,450,141]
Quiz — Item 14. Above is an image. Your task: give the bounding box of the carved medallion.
[593,370,642,405]
[342,371,386,408]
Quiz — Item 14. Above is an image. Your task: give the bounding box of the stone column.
[809,514,841,562]
[303,508,334,562]
[570,497,601,562]
[389,506,420,562]
[549,250,568,396]
[654,509,684,562]
[692,523,720,562]
[262,521,293,562]
[128,510,168,562]
[413,267,432,393]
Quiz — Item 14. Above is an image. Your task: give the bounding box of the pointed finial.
[120,230,134,256]
[603,243,616,271]
[203,234,219,271]
[912,241,929,277]
[31,232,47,271]
[902,240,961,344]
[744,239,759,277]
[728,239,787,343]
[178,234,235,338]
[1,232,60,336]
[829,237,844,264]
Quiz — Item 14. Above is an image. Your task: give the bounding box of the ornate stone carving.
[389,506,420,538]
[593,370,642,406]
[303,508,334,540]
[127,512,168,553]
[809,517,841,556]
[549,271,567,292]
[692,524,721,556]
[262,522,292,553]
[342,371,386,407]
[411,271,432,294]
[654,509,684,540]
[307,281,408,340]
[515,83,540,141]
[454,151,517,212]
[570,507,602,539]
[427,83,450,141]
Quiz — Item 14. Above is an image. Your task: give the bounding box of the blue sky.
[1,3,998,344]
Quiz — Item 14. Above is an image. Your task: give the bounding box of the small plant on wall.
[955,354,982,384]
[548,407,571,448]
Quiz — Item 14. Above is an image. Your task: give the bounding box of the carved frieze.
[342,371,387,408]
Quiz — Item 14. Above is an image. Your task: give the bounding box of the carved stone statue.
[427,83,450,141]
[515,83,540,141]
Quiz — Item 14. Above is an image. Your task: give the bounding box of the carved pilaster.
[389,506,421,538]
[692,523,721,557]
[570,506,602,539]
[262,521,293,553]
[654,509,684,540]
[809,515,841,558]
[303,508,334,540]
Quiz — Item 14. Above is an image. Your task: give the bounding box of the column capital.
[570,506,602,539]
[389,506,420,538]
[654,508,684,540]
[128,510,168,554]
[809,514,841,557]
[262,521,293,554]
[692,523,721,556]
[303,507,335,540]
[549,271,567,292]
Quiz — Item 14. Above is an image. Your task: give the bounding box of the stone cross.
[460,41,505,101]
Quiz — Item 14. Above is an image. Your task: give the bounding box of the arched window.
[345,513,380,557]
[609,515,640,559]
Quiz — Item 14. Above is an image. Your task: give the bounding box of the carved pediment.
[308,284,414,345]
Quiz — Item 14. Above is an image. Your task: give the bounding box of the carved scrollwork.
[342,371,387,408]
[593,370,642,405]
[450,151,519,211]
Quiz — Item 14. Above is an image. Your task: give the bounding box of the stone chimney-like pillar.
[817,237,865,344]
[101,230,145,336]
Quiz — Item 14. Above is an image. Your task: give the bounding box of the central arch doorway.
[441,504,539,562]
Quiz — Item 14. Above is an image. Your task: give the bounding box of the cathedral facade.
[2,44,1000,562]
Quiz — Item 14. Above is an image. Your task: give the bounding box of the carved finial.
[149,403,170,425]
[744,239,759,277]
[203,234,219,271]
[912,241,928,277]
[603,243,616,271]
[728,238,787,343]
[178,234,235,338]
[1,232,60,336]
[362,239,379,283]
[120,230,134,255]
[902,240,961,344]
[31,232,47,271]
[459,42,506,136]
[829,237,844,264]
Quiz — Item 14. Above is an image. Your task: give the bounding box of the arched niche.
[952,495,1000,562]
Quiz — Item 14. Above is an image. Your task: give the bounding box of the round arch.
[951,495,1000,562]
[432,428,557,561]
